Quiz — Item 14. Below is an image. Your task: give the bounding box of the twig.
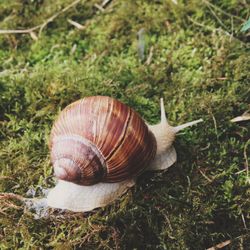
[202,0,245,22]
[206,239,231,250]
[230,17,234,41]
[188,16,247,45]
[145,46,154,65]
[94,3,105,12]
[0,0,83,37]
[241,213,247,229]
[101,0,112,7]
[208,110,218,140]
[0,176,14,180]
[231,111,250,122]
[30,31,38,41]
[0,203,22,215]
[243,139,249,179]
[71,43,77,54]
[0,192,25,213]
[0,25,41,34]
[0,192,25,201]
[198,168,213,183]
[235,169,246,175]
[162,213,175,239]
[188,16,228,34]
[206,3,228,31]
[67,19,86,30]
[200,143,210,151]
[188,16,225,36]
[38,0,82,36]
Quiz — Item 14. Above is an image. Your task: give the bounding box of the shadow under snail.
[47,96,202,212]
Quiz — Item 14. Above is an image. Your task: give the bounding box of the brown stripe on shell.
[104,108,156,182]
[100,103,131,161]
[94,97,131,159]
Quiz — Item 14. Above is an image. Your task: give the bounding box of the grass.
[0,0,249,249]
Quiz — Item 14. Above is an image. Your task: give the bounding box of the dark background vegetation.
[0,0,249,249]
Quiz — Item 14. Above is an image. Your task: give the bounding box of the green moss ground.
[0,0,249,249]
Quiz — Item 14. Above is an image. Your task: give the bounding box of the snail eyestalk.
[147,98,176,156]
[160,98,167,124]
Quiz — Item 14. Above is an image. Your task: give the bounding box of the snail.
[47,96,202,212]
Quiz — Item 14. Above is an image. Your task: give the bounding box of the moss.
[0,0,250,249]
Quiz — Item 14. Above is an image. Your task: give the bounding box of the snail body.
[47,96,202,212]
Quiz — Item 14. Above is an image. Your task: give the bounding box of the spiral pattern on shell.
[50,96,157,185]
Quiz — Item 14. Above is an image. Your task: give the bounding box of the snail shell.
[50,96,156,185]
